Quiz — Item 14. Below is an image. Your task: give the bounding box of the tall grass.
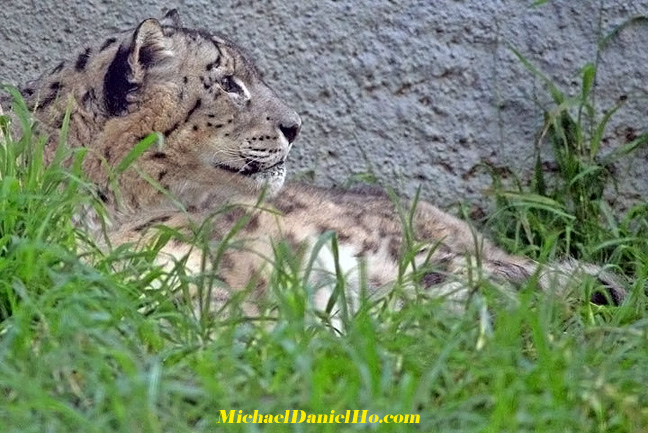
[485,17,648,285]
[1,17,647,430]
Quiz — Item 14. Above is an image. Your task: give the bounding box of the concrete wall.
[1,0,647,213]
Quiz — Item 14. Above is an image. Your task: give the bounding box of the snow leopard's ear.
[129,18,173,72]
[160,9,183,28]
[103,18,173,116]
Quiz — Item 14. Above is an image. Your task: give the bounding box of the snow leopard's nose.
[279,120,301,144]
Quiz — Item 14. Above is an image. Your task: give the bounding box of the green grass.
[2,35,648,431]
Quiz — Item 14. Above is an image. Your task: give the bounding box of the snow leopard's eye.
[220,76,244,95]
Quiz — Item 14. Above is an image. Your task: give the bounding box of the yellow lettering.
[219,409,418,425]
[219,410,236,423]
[405,414,420,424]
[292,410,306,423]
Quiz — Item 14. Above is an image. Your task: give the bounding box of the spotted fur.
[4,9,301,215]
[1,10,626,320]
[110,182,626,319]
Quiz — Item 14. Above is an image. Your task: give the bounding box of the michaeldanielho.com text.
[218,410,420,424]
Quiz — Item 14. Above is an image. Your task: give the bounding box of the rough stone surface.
[1,0,647,212]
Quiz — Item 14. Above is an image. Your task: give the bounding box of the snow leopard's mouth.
[216,161,285,177]
[215,160,286,197]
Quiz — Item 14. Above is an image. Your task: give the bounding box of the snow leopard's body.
[0,10,625,318]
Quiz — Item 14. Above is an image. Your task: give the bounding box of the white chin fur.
[251,163,286,198]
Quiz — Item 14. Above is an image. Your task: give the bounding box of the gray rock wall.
[1,0,647,212]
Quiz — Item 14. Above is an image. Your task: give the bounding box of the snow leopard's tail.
[495,257,628,305]
[426,250,627,306]
[546,258,627,305]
